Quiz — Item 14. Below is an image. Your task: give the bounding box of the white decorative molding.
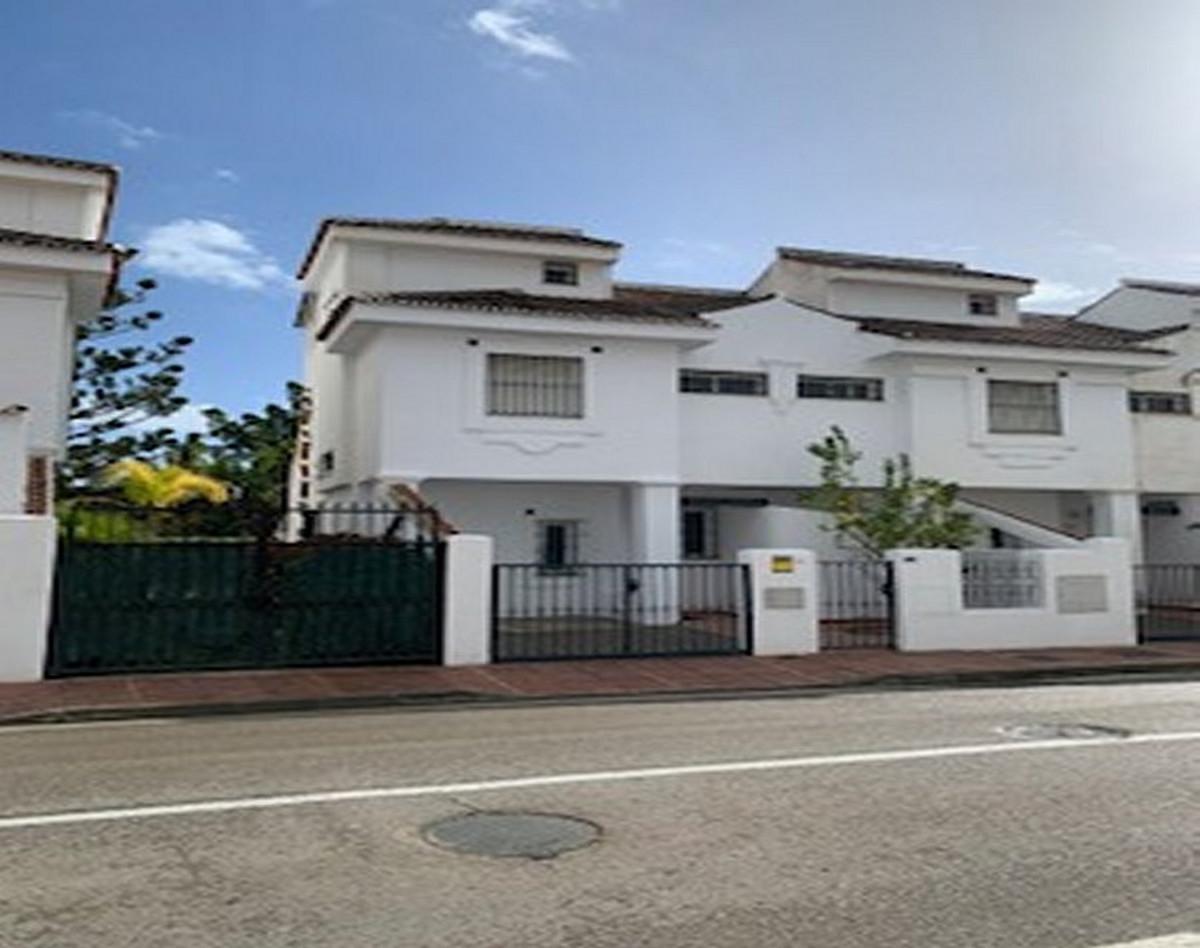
[758,357,805,415]
[480,436,589,456]
[974,442,1077,470]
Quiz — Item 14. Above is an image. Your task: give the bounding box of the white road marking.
[1093,937,1200,947]
[1,729,1198,832]
[0,717,178,736]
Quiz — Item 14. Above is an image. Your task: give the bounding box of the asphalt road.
[1,680,1199,947]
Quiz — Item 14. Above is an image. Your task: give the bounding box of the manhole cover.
[422,812,600,859]
[997,722,1132,741]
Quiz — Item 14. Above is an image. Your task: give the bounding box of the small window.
[796,375,884,401]
[487,353,584,418]
[1130,391,1192,415]
[538,520,580,573]
[318,450,335,474]
[542,261,579,286]
[682,508,719,559]
[968,293,999,316]
[987,380,1061,434]
[680,369,768,396]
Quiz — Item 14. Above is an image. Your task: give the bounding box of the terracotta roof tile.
[315,288,745,341]
[0,228,123,256]
[778,246,1034,284]
[850,311,1182,354]
[0,148,117,176]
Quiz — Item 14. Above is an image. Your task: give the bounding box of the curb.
[4,661,1200,727]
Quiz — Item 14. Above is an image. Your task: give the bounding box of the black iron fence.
[492,562,752,661]
[48,502,446,676]
[818,560,894,649]
[1136,564,1200,642]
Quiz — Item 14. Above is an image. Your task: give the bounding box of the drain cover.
[422,812,600,859]
[997,722,1132,741]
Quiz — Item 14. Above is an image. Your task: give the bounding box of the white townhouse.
[293,218,1178,566]
[1076,279,1200,562]
[0,149,125,514]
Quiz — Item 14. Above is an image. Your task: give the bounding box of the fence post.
[442,534,493,666]
[737,548,818,655]
[0,515,56,681]
[885,549,963,651]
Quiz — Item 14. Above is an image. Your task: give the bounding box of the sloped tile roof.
[1121,279,1200,297]
[850,311,1183,354]
[0,228,123,256]
[0,148,117,176]
[778,246,1034,284]
[315,287,751,341]
[298,217,622,279]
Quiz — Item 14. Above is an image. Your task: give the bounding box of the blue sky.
[4,0,1200,421]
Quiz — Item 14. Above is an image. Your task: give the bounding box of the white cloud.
[59,109,161,149]
[131,402,214,438]
[214,168,241,183]
[1025,280,1098,311]
[469,4,573,61]
[140,219,288,292]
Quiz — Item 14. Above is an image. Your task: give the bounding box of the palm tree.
[102,459,230,508]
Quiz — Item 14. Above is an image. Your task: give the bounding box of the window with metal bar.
[1129,390,1192,415]
[796,374,884,401]
[987,380,1061,434]
[968,292,999,316]
[542,261,579,286]
[682,508,719,559]
[679,369,768,396]
[537,520,580,573]
[486,353,584,418]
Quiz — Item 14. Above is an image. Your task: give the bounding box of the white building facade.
[294,219,1179,566]
[0,149,124,513]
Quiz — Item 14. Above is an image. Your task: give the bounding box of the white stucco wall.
[830,279,1020,324]
[907,360,1137,491]
[421,480,631,562]
[0,270,74,455]
[358,324,683,485]
[678,299,908,487]
[0,169,108,241]
[343,241,612,300]
[0,515,56,681]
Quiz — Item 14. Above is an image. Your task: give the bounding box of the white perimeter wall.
[888,539,1135,650]
[0,516,55,681]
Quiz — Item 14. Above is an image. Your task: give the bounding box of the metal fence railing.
[491,563,751,661]
[1136,564,1200,642]
[960,551,1044,609]
[818,560,894,649]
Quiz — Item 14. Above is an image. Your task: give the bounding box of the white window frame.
[681,507,720,560]
[537,519,582,574]
[965,369,1074,446]
[542,260,580,286]
[986,379,1063,435]
[680,368,769,396]
[486,353,585,419]
[462,338,602,441]
[968,293,999,316]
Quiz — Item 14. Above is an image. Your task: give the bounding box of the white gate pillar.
[737,548,819,655]
[442,534,493,666]
[0,515,55,681]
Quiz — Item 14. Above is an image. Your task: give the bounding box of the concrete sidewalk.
[3,641,1200,724]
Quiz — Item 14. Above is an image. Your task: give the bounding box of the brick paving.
[2,642,1199,724]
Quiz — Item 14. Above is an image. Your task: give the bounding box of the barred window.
[680,369,768,396]
[538,520,580,572]
[988,380,1061,434]
[796,375,884,401]
[542,261,579,286]
[968,293,999,316]
[682,508,719,559]
[1130,390,1192,415]
[487,353,584,418]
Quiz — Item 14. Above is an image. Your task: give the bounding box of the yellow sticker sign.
[771,555,795,574]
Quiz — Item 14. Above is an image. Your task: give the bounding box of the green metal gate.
[47,505,444,677]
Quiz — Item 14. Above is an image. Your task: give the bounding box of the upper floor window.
[987,380,1061,434]
[542,261,579,286]
[796,375,884,401]
[1130,390,1193,415]
[680,369,768,396]
[968,293,999,316]
[486,353,584,418]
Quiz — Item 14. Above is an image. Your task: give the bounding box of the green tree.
[101,459,230,508]
[172,382,310,514]
[803,426,977,557]
[63,278,194,492]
